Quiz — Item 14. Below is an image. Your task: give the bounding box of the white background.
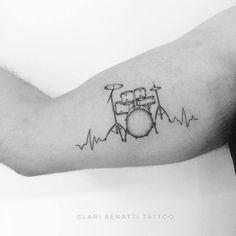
[0,0,236,235]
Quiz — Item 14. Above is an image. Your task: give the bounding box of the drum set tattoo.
[104,82,169,142]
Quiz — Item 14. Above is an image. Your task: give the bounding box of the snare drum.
[115,101,134,115]
[134,87,146,101]
[120,90,134,105]
[137,95,156,106]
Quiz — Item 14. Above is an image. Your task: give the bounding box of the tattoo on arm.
[75,82,198,151]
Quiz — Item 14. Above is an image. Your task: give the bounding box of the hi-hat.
[150,85,161,91]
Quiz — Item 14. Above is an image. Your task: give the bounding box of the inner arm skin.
[1,6,236,176]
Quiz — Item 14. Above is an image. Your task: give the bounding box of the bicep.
[13,47,232,176]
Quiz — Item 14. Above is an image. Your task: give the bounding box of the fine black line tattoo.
[75,129,107,150]
[75,82,198,150]
[169,108,198,127]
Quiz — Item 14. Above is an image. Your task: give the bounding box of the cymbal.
[104,83,123,90]
[150,86,161,91]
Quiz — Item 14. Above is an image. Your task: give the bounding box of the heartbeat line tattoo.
[169,108,198,127]
[75,129,106,150]
[75,82,198,150]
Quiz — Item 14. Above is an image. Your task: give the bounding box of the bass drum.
[126,106,153,138]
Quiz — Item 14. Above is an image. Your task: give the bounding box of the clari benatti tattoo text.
[75,82,198,150]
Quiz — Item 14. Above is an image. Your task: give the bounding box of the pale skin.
[1,6,236,176]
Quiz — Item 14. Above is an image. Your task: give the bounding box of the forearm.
[2,7,236,176]
[0,67,50,164]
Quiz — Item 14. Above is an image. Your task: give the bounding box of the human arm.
[1,6,236,176]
